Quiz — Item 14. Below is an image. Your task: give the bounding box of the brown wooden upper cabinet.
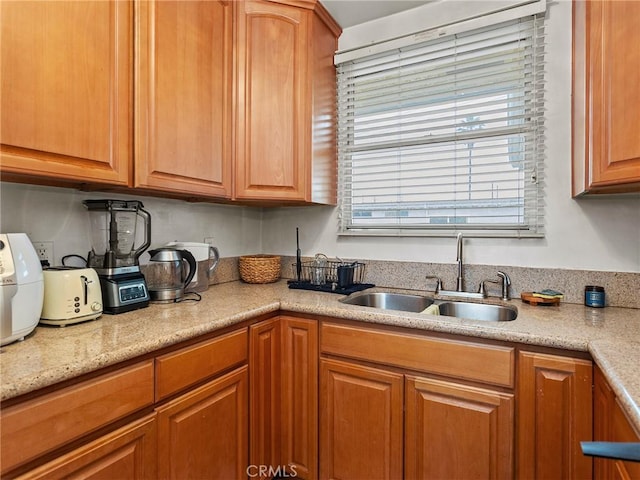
[572,0,640,195]
[135,0,233,199]
[1,0,340,205]
[0,1,132,186]
[234,0,340,204]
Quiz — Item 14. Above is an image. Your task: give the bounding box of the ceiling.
[320,0,433,28]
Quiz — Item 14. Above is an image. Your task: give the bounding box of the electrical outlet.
[33,241,54,265]
[204,237,215,246]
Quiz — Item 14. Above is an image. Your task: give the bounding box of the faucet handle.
[496,271,511,300]
[425,275,442,293]
[497,271,511,285]
[478,279,499,298]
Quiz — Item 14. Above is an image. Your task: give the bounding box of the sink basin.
[340,292,434,313]
[438,301,518,322]
[340,291,517,321]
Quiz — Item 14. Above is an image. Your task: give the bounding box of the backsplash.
[178,255,639,309]
[277,256,640,309]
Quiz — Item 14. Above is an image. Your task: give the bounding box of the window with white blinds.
[337,14,546,237]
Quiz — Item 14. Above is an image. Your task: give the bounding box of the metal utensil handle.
[208,246,220,274]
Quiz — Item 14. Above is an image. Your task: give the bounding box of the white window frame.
[336,2,547,238]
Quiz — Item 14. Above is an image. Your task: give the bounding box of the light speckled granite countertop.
[1,280,639,432]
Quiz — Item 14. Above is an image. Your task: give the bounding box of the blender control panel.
[118,282,148,303]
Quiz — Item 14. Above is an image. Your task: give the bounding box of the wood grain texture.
[17,414,157,480]
[0,361,154,475]
[405,376,514,479]
[319,358,403,480]
[134,0,233,198]
[155,328,248,401]
[309,7,338,205]
[235,0,308,201]
[0,0,131,185]
[249,318,282,476]
[593,366,640,480]
[572,0,640,194]
[281,316,319,479]
[321,322,515,388]
[156,366,248,480]
[517,351,593,479]
[234,0,338,203]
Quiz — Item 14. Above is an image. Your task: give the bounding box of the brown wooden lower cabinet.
[0,360,155,477]
[281,316,319,480]
[16,414,157,480]
[405,376,514,479]
[6,314,633,480]
[250,318,282,476]
[250,316,319,480]
[517,350,593,479]
[156,366,249,480]
[594,366,640,480]
[320,357,404,480]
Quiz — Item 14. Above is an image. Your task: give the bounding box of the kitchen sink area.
[437,301,518,322]
[337,291,434,313]
[340,291,518,321]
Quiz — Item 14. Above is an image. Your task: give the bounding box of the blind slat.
[337,14,546,236]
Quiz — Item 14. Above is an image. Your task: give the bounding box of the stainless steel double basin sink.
[340,291,517,322]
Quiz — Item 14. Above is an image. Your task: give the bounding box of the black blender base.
[98,272,150,315]
[102,300,149,315]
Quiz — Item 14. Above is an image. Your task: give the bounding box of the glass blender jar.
[83,200,151,313]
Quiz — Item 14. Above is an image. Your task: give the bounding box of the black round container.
[585,285,605,308]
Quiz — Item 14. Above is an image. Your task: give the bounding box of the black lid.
[82,199,145,211]
[585,285,605,291]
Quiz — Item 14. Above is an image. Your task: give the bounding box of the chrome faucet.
[496,271,511,300]
[479,271,512,300]
[456,232,464,292]
[428,232,486,300]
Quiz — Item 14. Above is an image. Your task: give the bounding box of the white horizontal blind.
[337,14,546,237]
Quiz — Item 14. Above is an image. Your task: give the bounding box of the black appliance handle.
[179,249,197,290]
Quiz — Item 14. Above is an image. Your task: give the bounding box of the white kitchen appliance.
[40,267,103,326]
[165,242,219,292]
[0,233,44,346]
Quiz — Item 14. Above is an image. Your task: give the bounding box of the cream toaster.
[40,267,103,326]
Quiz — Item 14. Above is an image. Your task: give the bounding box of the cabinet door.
[593,366,640,480]
[517,351,593,479]
[405,376,514,479]
[0,1,131,185]
[135,0,232,198]
[17,414,157,480]
[320,358,403,480]
[572,0,640,194]
[235,0,310,201]
[610,399,640,480]
[1,361,154,476]
[281,316,318,480]
[156,366,248,480]
[249,318,281,475]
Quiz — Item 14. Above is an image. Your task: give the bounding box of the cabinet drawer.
[155,328,248,400]
[0,360,154,475]
[16,413,157,480]
[321,322,514,388]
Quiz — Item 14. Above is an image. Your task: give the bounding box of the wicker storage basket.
[239,254,281,284]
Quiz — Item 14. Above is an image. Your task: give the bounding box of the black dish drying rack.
[287,259,374,294]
